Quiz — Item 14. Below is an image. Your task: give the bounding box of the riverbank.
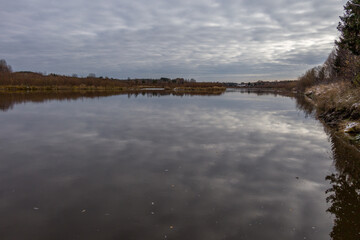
[304,81,360,147]
[0,85,226,93]
[0,71,225,92]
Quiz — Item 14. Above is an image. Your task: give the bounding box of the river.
[0,89,358,239]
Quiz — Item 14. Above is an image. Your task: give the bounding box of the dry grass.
[307,82,360,115]
[0,72,225,90]
[306,82,360,143]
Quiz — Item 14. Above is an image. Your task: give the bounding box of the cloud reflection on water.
[0,92,334,239]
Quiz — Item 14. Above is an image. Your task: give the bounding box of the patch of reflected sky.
[0,91,335,239]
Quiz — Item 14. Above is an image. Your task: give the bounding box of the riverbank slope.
[305,81,360,146]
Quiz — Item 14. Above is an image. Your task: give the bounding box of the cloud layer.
[0,0,346,81]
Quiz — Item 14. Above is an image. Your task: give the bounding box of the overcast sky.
[0,0,347,82]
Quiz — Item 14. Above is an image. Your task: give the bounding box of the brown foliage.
[297,68,318,92]
[0,71,223,90]
[297,47,360,91]
[0,59,12,73]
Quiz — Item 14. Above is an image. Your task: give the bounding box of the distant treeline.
[0,62,223,90]
[224,80,297,91]
[242,80,297,90]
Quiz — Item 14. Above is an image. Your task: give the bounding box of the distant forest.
[0,61,224,90]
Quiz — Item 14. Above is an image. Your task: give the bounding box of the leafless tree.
[0,59,12,73]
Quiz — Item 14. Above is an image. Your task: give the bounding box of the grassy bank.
[0,85,226,93]
[305,81,360,146]
[0,71,225,91]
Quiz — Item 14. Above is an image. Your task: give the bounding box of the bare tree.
[0,59,12,73]
[323,49,338,80]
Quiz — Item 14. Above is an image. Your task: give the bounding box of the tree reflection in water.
[326,173,360,239]
[294,93,360,239]
[325,132,360,240]
[0,90,224,112]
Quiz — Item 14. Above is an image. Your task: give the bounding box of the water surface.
[0,90,355,239]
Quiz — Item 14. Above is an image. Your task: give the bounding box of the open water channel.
[0,90,359,239]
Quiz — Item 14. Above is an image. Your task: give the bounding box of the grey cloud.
[0,0,346,81]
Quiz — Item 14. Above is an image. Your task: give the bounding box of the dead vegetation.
[0,71,225,91]
[305,82,360,145]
